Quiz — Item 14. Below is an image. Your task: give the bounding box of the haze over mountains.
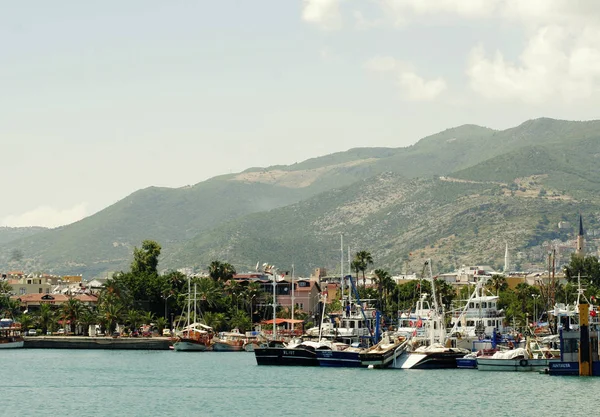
[1,118,599,278]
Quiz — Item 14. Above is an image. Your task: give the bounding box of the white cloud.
[397,72,447,101]
[467,24,600,103]
[1,203,88,228]
[302,0,343,30]
[373,0,600,103]
[365,56,446,101]
[380,0,501,25]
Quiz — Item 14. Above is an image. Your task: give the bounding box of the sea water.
[1,349,599,417]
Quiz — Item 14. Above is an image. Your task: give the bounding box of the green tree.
[487,275,508,296]
[131,240,162,276]
[353,251,374,289]
[228,311,252,333]
[61,297,84,335]
[155,317,168,335]
[208,261,236,282]
[36,303,55,334]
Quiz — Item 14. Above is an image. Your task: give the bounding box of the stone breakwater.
[23,336,171,350]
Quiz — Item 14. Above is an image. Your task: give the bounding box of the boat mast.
[187,276,191,328]
[348,246,351,305]
[291,264,295,325]
[340,234,344,307]
[194,282,197,323]
[272,266,277,341]
[427,259,443,345]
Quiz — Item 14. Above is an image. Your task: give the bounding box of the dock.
[23,336,172,350]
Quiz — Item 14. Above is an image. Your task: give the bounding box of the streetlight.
[532,294,540,325]
[249,295,256,322]
[163,293,174,320]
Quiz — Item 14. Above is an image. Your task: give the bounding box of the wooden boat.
[0,319,24,349]
[212,329,245,351]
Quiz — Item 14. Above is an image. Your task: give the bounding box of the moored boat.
[254,339,321,366]
[316,342,365,367]
[212,329,246,351]
[476,348,558,371]
[0,319,24,349]
[172,322,214,352]
[360,334,408,368]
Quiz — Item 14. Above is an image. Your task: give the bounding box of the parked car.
[57,328,65,335]
[112,331,120,338]
[162,329,171,337]
[27,329,37,336]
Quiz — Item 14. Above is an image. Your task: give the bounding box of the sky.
[2,0,600,228]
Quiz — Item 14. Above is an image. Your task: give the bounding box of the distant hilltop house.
[558,221,572,230]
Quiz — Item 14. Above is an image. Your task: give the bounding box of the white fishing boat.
[476,347,558,371]
[392,260,469,369]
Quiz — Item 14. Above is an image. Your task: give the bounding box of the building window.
[20,287,26,295]
[39,288,43,293]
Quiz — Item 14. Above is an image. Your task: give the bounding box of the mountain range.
[1,117,599,278]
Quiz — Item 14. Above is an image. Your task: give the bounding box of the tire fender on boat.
[519,359,528,367]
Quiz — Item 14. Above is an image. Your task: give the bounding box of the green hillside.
[1,117,599,278]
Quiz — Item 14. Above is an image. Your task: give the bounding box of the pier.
[23,336,171,350]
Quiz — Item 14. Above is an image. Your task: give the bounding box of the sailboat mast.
[427,259,439,345]
[194,282,197,323]
[272,268,277,341]
[187,276,191,328]
[340,234,344,305]
[291,264,295,325]
[348,246,351,302]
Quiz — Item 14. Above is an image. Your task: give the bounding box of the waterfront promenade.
[23,335,171,350]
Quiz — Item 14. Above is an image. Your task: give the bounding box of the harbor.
[3,348,599,417]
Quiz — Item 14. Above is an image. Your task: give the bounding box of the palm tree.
[353,251,374,288]
[102,303,123,334]
[125,309,143,333]
[61,297,84,335]
[228,311,252,333]
[208,261,237,282]
[79,307,99,336]
[195,277,221,311]
[374,269,394,315]
[37,303,55,334]
[202,311,227,331]
[487,275,508,295]
[19,313,35,333]
[155,317,168,335]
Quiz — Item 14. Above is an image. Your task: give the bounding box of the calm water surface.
[1,349,598,417]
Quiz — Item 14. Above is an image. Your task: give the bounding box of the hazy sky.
[2,1,600,228]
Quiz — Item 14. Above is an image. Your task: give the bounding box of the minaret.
[503,242,510,273]
[576,214,585,257]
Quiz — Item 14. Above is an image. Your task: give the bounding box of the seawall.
[24,336,171,350]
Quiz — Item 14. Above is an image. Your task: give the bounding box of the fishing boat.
[360,333,408,368]
[254,338,323,366]
[212,329,246,351]
[476,347,558,371]
[392,260,469,369]
[0,318,24,349]
[315,342,365,367]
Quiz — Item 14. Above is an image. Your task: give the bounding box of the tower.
[576,214,585,257]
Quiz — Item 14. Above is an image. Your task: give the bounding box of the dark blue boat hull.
[316,350,362,367]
